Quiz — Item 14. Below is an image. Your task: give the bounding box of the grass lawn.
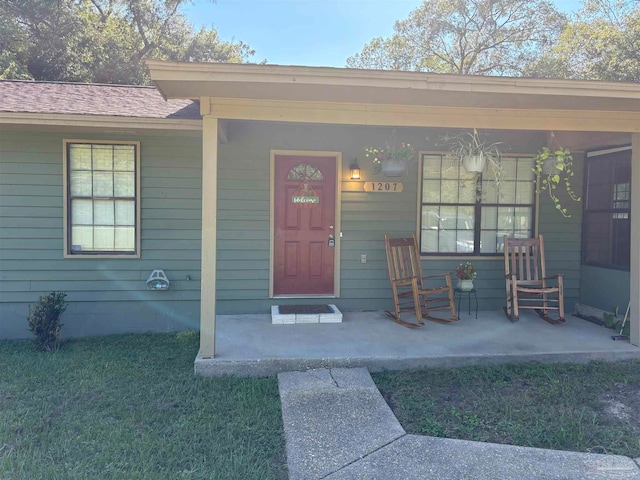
[373,361,640,459]
[0,332,287,480]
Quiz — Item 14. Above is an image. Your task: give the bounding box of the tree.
[526,0,640,82]
[0,0,256,84]
[347,0,566,76]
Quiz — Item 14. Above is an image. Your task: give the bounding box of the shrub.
[27,292,67,351]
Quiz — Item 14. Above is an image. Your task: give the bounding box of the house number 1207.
[363,182,404,193]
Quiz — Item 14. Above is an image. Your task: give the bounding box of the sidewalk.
[278,367,640,480]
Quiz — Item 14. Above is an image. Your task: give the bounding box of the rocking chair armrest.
[543,274,564,281]
[394,277,418,286]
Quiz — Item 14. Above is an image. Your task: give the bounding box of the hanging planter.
[462,153,486,173]
[440,129,504,188]
[364,136,416,178]
[533,147,581,218]
[381,158,408,177]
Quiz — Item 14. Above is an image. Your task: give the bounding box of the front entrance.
[273,154,337,295]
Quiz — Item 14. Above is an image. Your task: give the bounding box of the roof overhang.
[147,60,640,133]
[0,111,202,132]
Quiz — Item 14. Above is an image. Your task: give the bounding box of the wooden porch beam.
[208,98,640,133]
[199,116,218,358]
[630,133,640,347]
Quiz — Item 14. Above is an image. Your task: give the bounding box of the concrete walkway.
[278,367,640,480]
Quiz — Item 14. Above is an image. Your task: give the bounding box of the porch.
[194,310,640,377]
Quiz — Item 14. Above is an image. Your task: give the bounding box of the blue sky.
[183,0,584,67]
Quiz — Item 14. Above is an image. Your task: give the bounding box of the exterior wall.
[0,129,202,338]
[580,265,630,313]
[216,121,582,315]
[537,153,584,314]
[1,121,586,338]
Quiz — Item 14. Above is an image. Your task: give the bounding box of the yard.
[373,361,640,459]
[0,333,287,480]
[2,333,639,480]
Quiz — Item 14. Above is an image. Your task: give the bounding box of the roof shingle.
[0,80,200,120]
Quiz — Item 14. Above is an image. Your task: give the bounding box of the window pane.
[441,180,459,203]
[458,179,476,203]
[71,226,94,251]
[517,159,534,180]
[501,158,517,180]
[421,229,439,253]
[93,172,113,197]
[94,200,114,225]
[69,145,92,170]
[514,207,532,231]
[515,181,533,204]
[482,180,497,203]
[423,157,441,177]
[94,226,115,250]
[115,201,135,226]
[114,172,134,197]
[70,171,92,196]
[114,146,135,171]
[115,227,135,251]
[497,207,514,230]
[498,181,516,204]
[422,180,441,202]
[422,207,440,230]
[481,206,497,230]
[441,156,459,179]
[480,231,500,253]
[92,145,113,170]
[71,199,93,225]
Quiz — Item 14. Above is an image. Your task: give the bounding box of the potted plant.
[441,128,504,188]
[532,147,581,218]
[455,262,476,291]
[364,142,416,177]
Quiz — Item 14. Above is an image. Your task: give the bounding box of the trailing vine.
[532,147,581,218]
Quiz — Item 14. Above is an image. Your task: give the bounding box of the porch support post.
[631,133,640,347]
[199,114,218,357]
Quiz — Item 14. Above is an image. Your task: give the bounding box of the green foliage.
[373,361,640,458]
[27,292,67,351]
[347,0,566,76]
[0,333,287,479]
[526,0,640,82]
[0,0,256,85]
[532,147,581,218]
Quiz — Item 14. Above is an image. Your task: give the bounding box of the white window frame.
[63,139,141,258]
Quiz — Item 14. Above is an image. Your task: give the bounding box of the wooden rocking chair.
[503,234,565,324]
[384,235,458,328]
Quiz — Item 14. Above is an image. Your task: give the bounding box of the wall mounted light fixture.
[350,158,361,180]
[146,269,170,290]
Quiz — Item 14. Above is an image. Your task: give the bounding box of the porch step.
[271,304,342,324]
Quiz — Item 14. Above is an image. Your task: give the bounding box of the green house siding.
[1,121,586,337]
[580,265,630,313]
[0,130,202,338]
[215,121,582,315]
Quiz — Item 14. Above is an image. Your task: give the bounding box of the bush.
[27,292,67,351]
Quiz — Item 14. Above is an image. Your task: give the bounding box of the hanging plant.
[532,147,581,218]
[440,129,504,189]
[364,142,416,177]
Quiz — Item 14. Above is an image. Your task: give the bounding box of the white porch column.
[199,114,218,357]
[631,133,640,347]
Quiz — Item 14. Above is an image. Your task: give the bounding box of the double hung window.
[420,154,535,255]
[64,141,139,256]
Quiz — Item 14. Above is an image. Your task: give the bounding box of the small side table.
[454,288,478,318]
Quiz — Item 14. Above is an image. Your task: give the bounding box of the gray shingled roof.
[0,80,200,120]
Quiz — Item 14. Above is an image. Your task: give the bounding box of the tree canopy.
[347,0,566,76]
[347,0,640,82]
[526,0,640,82]
[0,0,256,85]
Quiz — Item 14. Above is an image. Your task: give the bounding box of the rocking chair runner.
[384,235,458,327]
[503,234,565,324]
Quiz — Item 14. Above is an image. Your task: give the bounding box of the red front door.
[273,155,336,295]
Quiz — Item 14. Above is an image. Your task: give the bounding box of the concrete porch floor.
[195,310,640,377]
